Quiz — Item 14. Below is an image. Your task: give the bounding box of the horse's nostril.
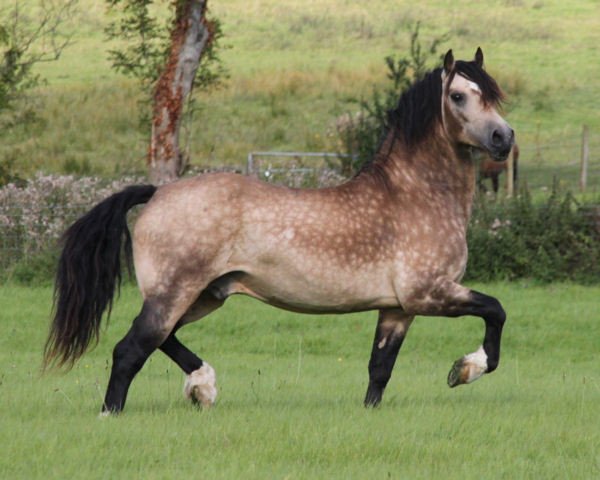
[492,130,504,146]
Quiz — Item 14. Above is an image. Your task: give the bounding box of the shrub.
[466,187,600,283]
[336,23,449,174]
[0,173,144,283]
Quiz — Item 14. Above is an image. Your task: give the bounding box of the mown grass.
[1,283,598,479]
[3,0,598,191]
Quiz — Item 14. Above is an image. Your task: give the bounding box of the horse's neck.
[358,130,477,226]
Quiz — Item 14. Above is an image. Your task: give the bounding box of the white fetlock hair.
[462,345,488,383]
[184,362,217,408]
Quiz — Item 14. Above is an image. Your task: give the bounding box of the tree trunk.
[148,0,210,184]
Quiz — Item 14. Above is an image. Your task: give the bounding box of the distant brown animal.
[45,48,514,414]
[478,143,519,193]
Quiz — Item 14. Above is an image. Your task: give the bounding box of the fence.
[506,126,600,194]
[246,151,354,188]
[247,130,600,194]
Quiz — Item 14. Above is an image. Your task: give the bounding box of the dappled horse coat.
[45,49,514,414]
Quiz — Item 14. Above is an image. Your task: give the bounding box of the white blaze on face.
[464,78,482,94]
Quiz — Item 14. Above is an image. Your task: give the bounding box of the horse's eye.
[450,93,464,103]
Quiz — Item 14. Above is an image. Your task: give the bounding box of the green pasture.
[1,283,598,479]
[2,0,598,191]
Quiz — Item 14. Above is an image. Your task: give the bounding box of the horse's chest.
[395,226,468,280]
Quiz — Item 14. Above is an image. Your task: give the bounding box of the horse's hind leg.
[102,300,171,414]
[160,291,225,407]
[160,333,217,407]
[364,310,414,407]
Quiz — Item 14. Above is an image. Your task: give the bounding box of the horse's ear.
[475,47,484,68]
[443,49,454,74]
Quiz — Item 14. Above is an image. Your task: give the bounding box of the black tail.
[44,184,157,369]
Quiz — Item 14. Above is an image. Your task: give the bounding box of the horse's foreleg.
[445,290,506,387]
[159,333,217,408]
[102,301,170,415]
[411,280,506,387]
[405,280,506,388]
[364,310,414,407]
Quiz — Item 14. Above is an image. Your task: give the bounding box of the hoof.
[184,363,217,408]
[364,384,383,408]
[98,407,119,418]
[447,358,467,387]
[447,346,488,388]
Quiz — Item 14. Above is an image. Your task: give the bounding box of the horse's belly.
[226,265,399,313]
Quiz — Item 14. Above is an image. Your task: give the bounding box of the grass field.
[2,0,599,191]
[1,283,599,479]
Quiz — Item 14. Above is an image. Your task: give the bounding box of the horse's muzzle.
[488,126,515,162]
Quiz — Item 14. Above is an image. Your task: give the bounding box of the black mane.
[387,67,443,148]
[387,60,505,148]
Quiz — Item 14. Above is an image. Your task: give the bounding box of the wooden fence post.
[580,125,589,192]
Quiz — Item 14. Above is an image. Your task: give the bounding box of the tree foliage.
[0,1,76,185]
[0,1,76,125]
[105,0,227,127]
[336,23,450,174]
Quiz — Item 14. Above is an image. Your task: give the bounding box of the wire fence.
[516,138,600,193]
[246,132,600,194]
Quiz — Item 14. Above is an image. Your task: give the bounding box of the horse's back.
[132,173,329,293]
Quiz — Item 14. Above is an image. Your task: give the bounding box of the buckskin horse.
[45,48,514,414]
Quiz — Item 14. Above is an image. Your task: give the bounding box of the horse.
[478,143,519,193]
[44,48,514,414]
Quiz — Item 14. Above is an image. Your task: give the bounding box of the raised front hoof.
[447,358,467,388]
[184,363,217,408]
[447,347,488,388]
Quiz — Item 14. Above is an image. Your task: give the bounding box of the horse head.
[441,48,514,162]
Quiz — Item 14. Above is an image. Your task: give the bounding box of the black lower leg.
[364,335,405,407]
[102,303,167,414]
[451,290,506,374]
[479,297,506,373]
[364,311,412,407]
[159,333,203,374]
